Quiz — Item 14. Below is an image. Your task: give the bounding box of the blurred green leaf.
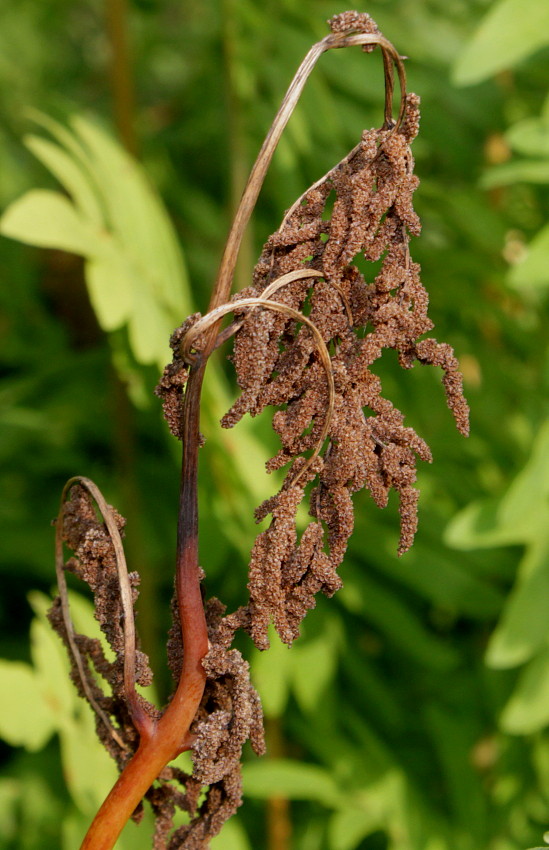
[380,540,503,619]
[339,571,459,671]
[0,778,19,843]
[0,774,62,849]
[328,771,404,850]
[506,117,549,159]
[482,161,549,188]
[445,497,530,550]
[446,419,549,549]
[242,759,343,806]
[452,0,549,85]
[329,804,384,850]
[290,621,338,714]
[0,661,55,751]
[509,223,549,290]
[424,705,486,833]
[210,817,251,850]
[500,644,549,734]
[251,626,292,718]
[447,422,549,666]
[486,538,549,668]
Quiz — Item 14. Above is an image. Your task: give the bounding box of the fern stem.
[79,363,209,850]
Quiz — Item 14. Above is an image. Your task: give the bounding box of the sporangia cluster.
[51,11,468,848]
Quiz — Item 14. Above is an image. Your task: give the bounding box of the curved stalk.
[181,295,336,485]
[56,476,152,743]
[204,30,406,340]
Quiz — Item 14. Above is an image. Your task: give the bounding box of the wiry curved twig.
[262,268,354,325]
[55,476,152,744]
[210,269,353,350]
[180,297,335,486]
[204,30,407,353]
[260,267,322,300]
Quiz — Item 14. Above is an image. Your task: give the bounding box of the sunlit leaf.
[0,190,99,257]
[30,616,75,721]
[85,252,133,331]
[127,274,174,366]
[24,134,104,226]
[59,704,119,814]
[69,115,189,318]
[2,112,192,370]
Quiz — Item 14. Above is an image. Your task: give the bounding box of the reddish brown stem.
[79,363,209,849]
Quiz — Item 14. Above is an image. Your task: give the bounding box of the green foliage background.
[1,0,549,848]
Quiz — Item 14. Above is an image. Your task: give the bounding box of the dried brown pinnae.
[202,86,468,649]
[52,12,469,850]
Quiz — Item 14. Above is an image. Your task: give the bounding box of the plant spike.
[49,12,468,849]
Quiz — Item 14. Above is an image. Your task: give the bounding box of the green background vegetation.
[1,0,549,847]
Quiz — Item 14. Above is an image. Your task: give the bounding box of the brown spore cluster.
[159,48,469,658]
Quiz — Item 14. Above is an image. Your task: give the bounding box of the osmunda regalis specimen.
[50,12,469,850]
